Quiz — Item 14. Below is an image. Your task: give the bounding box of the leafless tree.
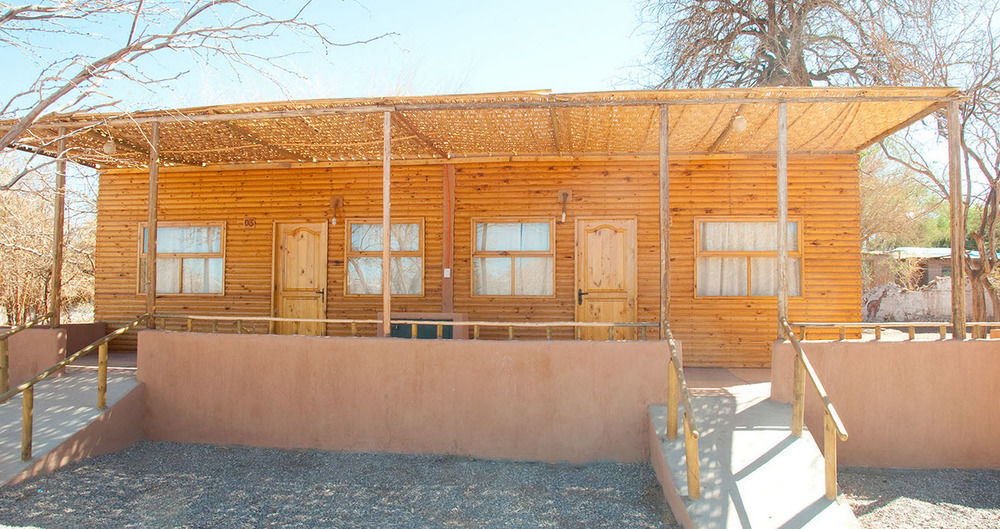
[637,0,928,88]
[0,0,389,188]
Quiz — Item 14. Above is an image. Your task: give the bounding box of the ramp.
[0,368,140,485]
[650,383,860,529]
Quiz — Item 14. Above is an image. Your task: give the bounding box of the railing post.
[641,326,647,340]
[546,326,552,340]
[824,412,838,500]
[874,325,881,340]
[97,342,109,410]
[350,322,358,337]
[410,323,418,339]
[792,355,805,437]
[236,320,244,334]
[186,318,193,332]
[21,385,33,461]
[684,413,701,500]
[838,327,845,341]
[436,324,443,339]
[939,325,947,340]
[667,358,679,440]
[0,337,8,394]
[473,325,480,339]
[607,325,615,341]
[908,326,915,340]
[508,326,514,340]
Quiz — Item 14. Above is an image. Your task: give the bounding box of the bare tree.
[0,0,389,188]
[637,0,927,88]
[859,150,942,251]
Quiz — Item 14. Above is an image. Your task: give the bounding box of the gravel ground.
[0,442,675,529]
[841,467,1000,529]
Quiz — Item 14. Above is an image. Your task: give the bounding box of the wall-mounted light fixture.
[330,196,344,225]
[103,139,117,155]
[557,189,572,223]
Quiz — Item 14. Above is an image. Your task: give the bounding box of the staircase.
[649,382,861,529]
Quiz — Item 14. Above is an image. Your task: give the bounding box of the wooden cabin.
[3,88,960,366]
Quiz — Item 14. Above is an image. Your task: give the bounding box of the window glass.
[696,219,802,297]
[697,257,747,296]
[472,220,554,296]
[473,257,511,295]
[750,257,802,297]
[144,226,221,253]
[139,224,224,294]
[346,221,423,295]
[700,222,797,252]
[476,222,549,251]
[514,257,553,295]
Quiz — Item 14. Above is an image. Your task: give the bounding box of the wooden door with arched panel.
[272,221,328,335]
[575,218,637,340]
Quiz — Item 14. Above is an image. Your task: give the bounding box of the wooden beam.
[86,129,192,166]
[659,105,670,338]
[777,103,790,334]
[948,101,966,339]
[548,108,563,154]
[382,111,392,336]
[442,164,456,312]
[145,122,160,325]
[391,112,448,158]
[49,127,67,328]
[220,122,312,161]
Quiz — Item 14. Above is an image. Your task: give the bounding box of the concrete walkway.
[0,367,138,485]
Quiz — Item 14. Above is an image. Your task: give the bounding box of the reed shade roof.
[2,87,959,168]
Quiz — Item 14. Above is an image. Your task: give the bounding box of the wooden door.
[272,222,328,335]
[575,218,637,340]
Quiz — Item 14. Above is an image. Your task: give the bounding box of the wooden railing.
[0,314,149,461]
[0,312,55,393]
[790,321,998,341]
[150,314,660,340]
[664,326,701,499]
[780,318,848,500]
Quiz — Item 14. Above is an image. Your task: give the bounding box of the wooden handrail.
[664,326,701,500]
[0,314,149,461]
[791,321,998,341]
[152,313,659,328]
[780,317,848,500]
[1,312,55,393]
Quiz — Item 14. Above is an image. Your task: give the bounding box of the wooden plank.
[382,111,392,336]
[50,127,67,327]
[776,103,789,332]
[442,164,456,312]
[948,101,966,339]
[659,105,670,337]
[145,122,160,323]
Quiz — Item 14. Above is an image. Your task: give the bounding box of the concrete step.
[0,368,139,485]
[649,383,860,529]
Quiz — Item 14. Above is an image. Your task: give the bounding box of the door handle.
[578,289,589,305]
[315,289,325,296]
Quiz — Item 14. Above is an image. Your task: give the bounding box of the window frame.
[693,216,804,299]
[470,217,557,298]
[137,221,227,296]
[344,217,425,297]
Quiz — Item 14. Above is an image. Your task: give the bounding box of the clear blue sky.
[2,1,652,112]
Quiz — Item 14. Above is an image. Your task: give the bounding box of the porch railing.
[790,321,998,341]
[0,312,55,393]
[150,314,660,340]
[780,318,848,500]
[664,326,701,499]
[0,314,149,461]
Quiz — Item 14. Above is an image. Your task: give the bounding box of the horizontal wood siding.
[95,155,861,366]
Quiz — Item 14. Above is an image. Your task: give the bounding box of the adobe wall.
[772,339,1000,468]
[138,331,671,463]
[3,328,66,387]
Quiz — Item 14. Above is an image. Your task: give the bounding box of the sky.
[1,0,654,113]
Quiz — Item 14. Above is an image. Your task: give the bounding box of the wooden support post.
[49,127,67,328]
[21,385,33,461]
[658,105,671,339]
[684,414,701,500]
[792,355,805,437]
[824,412,838,500]
[776,102,789,335]
[382,111,392,337]
[948,101,967,339]
[0,338,7,394]
[442,165,456,312]
[667,360,679,440]
[145,122,160,327]
[98,343,108,410]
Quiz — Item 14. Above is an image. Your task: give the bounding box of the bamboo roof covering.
[1,87,960,169]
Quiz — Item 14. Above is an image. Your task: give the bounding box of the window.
[139,223,225,294]
[346,220,423,295]
[695,218,802,297]
[472,219,554,296]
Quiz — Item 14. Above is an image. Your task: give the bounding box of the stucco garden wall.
[138,331,671,463]
[772,339,1000,468]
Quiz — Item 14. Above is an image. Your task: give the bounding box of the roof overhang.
[0,87,961,169]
